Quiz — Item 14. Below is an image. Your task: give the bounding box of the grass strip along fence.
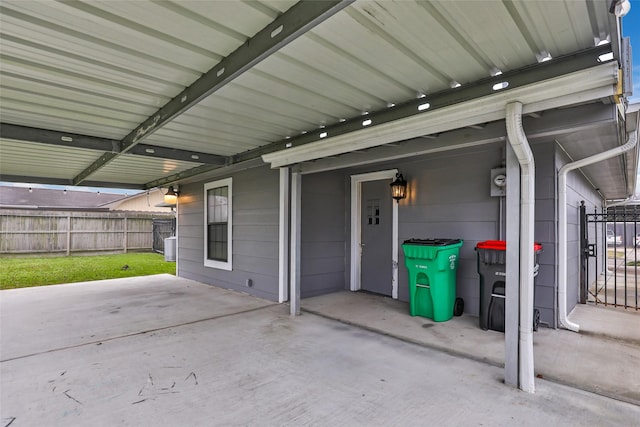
[0,253,175,290]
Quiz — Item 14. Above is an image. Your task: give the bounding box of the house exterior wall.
[177,165,281,301]
[298,142,559,325]
[175,140,586,326]
[531,142,558,327]
[555,146,603,317]
[295,144,506,317]
[383,145,504,316]
[300,172,347,298]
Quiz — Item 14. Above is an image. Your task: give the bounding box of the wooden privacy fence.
[0,209,175,256]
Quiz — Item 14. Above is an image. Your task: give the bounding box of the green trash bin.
[402,238,464,322]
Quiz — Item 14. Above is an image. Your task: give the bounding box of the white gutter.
[606,196,634,208]
[558,130,638,332]
[505,102,536,393]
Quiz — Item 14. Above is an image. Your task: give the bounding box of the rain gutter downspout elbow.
[505,101,536,394]
[558,130,638,332]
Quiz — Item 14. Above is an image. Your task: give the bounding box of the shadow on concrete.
[302,291,640,405]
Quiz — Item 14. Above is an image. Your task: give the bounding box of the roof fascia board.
[73,0,354,185]
[294,122,507,175]
[292,103,618,175]
[523,102,616,139]
[263,61,618,168]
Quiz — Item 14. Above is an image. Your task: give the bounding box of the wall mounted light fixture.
[164,186,179,205]
[390,173,407,203]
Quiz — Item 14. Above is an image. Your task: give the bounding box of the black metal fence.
[152,218,175,254]
[581,202,639,310]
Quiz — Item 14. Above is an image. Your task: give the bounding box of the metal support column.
[505,142,521,387]
[290,172,302,316]
[279,167,290,303]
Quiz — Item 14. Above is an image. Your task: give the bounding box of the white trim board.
[350,169,399,299]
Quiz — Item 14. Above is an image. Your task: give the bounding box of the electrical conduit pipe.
[505,101,536,393]
[558,130,638,332]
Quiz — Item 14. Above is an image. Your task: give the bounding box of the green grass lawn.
[0,253,176,290]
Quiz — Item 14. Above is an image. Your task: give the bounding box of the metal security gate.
[152,218,175,254]
[581,202,639,310]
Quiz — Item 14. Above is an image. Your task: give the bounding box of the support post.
[279,167,291,303]
[290,172,302,316]
[504,142,520,387]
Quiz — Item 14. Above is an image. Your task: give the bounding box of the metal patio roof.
[0,0,636,199]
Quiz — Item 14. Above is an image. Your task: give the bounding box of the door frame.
[350,169,399,299]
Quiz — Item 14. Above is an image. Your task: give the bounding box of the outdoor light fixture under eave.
[390,173,407,203]
[164,186,179,205]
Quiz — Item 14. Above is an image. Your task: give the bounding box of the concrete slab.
[302,291,640,405]
[569,303,640,345]
[0,276,640,427]
[1,280,638,426]
[0,274,274,361]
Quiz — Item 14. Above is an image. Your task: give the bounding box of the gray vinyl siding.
[393,146,503,316]
[176,165,280,301]
[328,142,557,324]
[300,172,347,298]
[556,146,603,318]
[174,139,575,324]
[531,142,557,327]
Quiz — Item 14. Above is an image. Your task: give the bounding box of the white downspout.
[558,130,638,332]
[505,102,536,393]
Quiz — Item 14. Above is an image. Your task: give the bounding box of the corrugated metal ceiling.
[0,0,632,197]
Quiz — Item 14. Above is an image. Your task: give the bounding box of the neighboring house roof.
[100,188,173,213]
[0,185,124,209]
[0,1,635,198]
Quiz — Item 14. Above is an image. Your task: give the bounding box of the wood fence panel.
[126,218,153,249]
[0,210,173,255]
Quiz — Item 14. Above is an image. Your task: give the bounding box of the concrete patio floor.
[1,275,638,426]
[303,290,640,405]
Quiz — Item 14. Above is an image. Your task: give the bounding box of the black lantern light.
[164,186,179,205]
[390,173,407,202]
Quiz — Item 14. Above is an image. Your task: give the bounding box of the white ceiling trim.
[262,62,618,168]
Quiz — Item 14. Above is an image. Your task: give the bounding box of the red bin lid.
[476,240,543,252]
[476,240,505,250]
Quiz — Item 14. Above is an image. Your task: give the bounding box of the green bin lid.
[403,238,462,246]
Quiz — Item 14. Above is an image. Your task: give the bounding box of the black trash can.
[475,240,542,332]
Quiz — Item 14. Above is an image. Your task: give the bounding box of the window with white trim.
[204,178,232,270]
